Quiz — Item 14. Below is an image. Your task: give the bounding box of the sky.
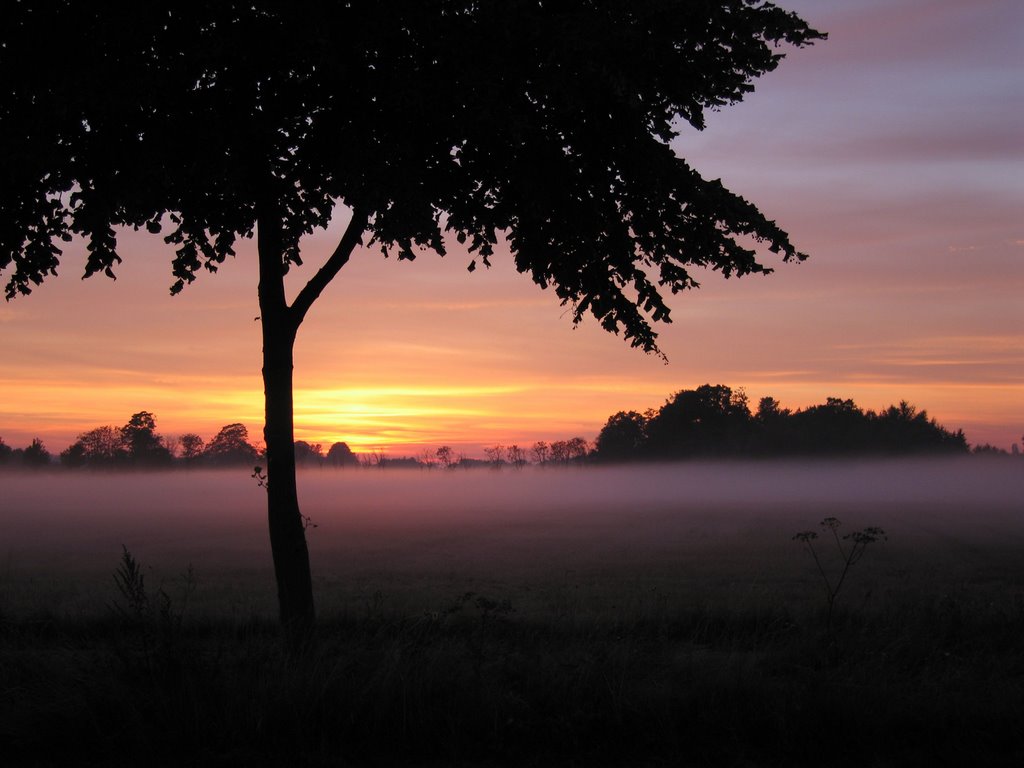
[1,0,1021,456]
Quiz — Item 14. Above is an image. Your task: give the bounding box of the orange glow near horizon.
[0,228,1020,455]
[2,368,1020,457]
[0,225,1019,455]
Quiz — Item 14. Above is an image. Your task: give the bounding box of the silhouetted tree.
[530,441,551,466]
[204,424,259,466]
[972,443,1008,456]
[595,411,650,461]
[162,434,181,459]
[483,445,505,468]
[294,440,323,467]
[506,444,527,469]
[870,401,967,455]
[178,433,205,464]
[22,438,50,467]
[63,425,127,467]
[786,397,870,454]
[645,384,753,457]
[326,441,359,467]
[1,3,823,631]
[756,397,790,421]
[750,396,794,453]
[0,436,12,465]
[121,411,173,466]
[361,449,386,468]
[566,437,591,462]
[59,442,87,468]
[549,440,570,465]
[436,446,455,469]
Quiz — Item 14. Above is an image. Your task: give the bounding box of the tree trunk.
[258,206,315,638]
[255,196,368,639]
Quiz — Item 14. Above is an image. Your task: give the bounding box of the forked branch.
[291,206,371,326]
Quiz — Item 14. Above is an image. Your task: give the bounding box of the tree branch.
[290,207,370,327]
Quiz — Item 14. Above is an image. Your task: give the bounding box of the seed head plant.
[110,545,199,675]
[794,517,886,637]
[111,544,149,621]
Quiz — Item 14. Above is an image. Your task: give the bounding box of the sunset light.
[1,0,1020,458]
[3,4,1022,764]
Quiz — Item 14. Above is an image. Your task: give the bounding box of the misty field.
[3,460,1023,766]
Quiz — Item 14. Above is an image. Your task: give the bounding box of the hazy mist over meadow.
[4,459,1022,618]
[5,462,1024,767]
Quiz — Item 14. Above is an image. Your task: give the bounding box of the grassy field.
[2,461,1023,766]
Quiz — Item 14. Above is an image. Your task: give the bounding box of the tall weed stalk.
[794,517,886,638]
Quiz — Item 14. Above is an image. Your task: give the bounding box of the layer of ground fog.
[3,459,1023,767]
[2,459,1022,619]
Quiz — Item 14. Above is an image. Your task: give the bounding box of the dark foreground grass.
[3,590,1023,768]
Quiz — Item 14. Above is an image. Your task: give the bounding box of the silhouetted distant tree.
[530,441,551,466]
[645,384,753,457]
[972,443,1008,456]
[566,437,591,462]
[549,441,570,465]
[294,440,323,467]
[506,444,527,469]
[162,434,181,459]
[483,445,505,468]
[326,442,359,468]
[121,411,173,466]
[595,411,650,461]
[58,442,86,468]
[1,3,823,631]
[787,397,869,454]
[204,424,259,466]
[750,396,794,453]
[62,425,127,467]
[178,433,205,464]
[436,446,455,470]
[756,397,790,421]
[0,437,12,465]
[22,438,50,467]
[871,401,967,455]
[544,438,589,465]
[360,449,387,468]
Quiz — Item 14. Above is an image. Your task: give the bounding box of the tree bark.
[257,205,315,637]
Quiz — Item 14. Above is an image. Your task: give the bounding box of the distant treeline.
[0,410,596,471]
[0,388,1019,470]
[594,384,980,461]
[0,411,360,470]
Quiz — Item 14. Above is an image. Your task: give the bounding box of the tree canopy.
[203,423,260,466]
[2,0,823,352]
[21,438,51,467]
